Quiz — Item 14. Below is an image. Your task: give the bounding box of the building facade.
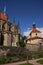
[0,12,20,47]
[26,23,43,51]
[27,23,43,44]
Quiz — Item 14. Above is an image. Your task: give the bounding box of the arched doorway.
[0,33,4,46]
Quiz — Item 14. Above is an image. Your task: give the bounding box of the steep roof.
[0,13,10,22]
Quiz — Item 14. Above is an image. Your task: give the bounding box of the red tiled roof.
[27,36,43,40]
[31,29,41,33]
[0,13,10,22]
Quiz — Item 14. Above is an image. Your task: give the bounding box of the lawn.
[37,59,43,64]
[0,57,19,64]
[19,63,33,65]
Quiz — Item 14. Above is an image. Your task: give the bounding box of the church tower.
[0,0,21,47]
[0,0,11,46]
[3,0,6,15]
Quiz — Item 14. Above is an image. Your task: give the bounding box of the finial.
[33,22,36,25]
[4,0,6,15]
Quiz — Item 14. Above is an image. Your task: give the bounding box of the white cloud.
[24,27,43,37]
[37,28,43,37]
[24,28,32,37]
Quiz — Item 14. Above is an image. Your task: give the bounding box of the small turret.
[33,22,36,29]
[17,20,20,34]
[18,20,20,28]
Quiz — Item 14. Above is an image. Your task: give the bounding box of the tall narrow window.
[36,33,37,36]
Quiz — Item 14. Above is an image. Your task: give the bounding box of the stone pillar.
[7,33,11,46]
[4,33,11,46]
[4,33,7,46]
[12,34,17,46]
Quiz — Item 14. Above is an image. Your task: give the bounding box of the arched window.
[36,33,37,36]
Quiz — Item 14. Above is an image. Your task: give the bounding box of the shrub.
[37,59,43,64]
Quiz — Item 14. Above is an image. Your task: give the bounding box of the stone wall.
[26,42,43,51]
[0,46,30,57]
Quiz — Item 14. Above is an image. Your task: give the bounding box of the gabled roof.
[30,28,41,33]
[0,13,10,22]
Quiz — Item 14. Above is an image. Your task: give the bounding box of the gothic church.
[0,2,21,47]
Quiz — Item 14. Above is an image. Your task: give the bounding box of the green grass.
[19,63,33,65]
[0,50,43,64]
[37,59,43,64]
[0,57,19,64]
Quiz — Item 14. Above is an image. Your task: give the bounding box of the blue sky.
[0,0,43,36]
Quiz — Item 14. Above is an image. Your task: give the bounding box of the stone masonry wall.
[26,42,43,51]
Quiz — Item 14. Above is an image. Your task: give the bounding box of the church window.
[2,24,5,31]
[36,33,37,36]
[9,26,11,31]
[30,33,31,36]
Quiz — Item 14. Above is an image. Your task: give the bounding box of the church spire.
[4,0,6,15]
[18,20,20,27]
[13,17,16,25]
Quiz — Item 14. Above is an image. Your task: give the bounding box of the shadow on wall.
[0,34,4,46]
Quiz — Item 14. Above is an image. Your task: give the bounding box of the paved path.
[29,58,43,65]
[2,58,43,65]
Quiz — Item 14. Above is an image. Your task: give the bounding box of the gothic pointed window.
[2,24,5,31]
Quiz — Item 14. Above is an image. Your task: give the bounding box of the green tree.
[19,36,27,47]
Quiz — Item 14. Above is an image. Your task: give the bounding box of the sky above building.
[0,0,43,36]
